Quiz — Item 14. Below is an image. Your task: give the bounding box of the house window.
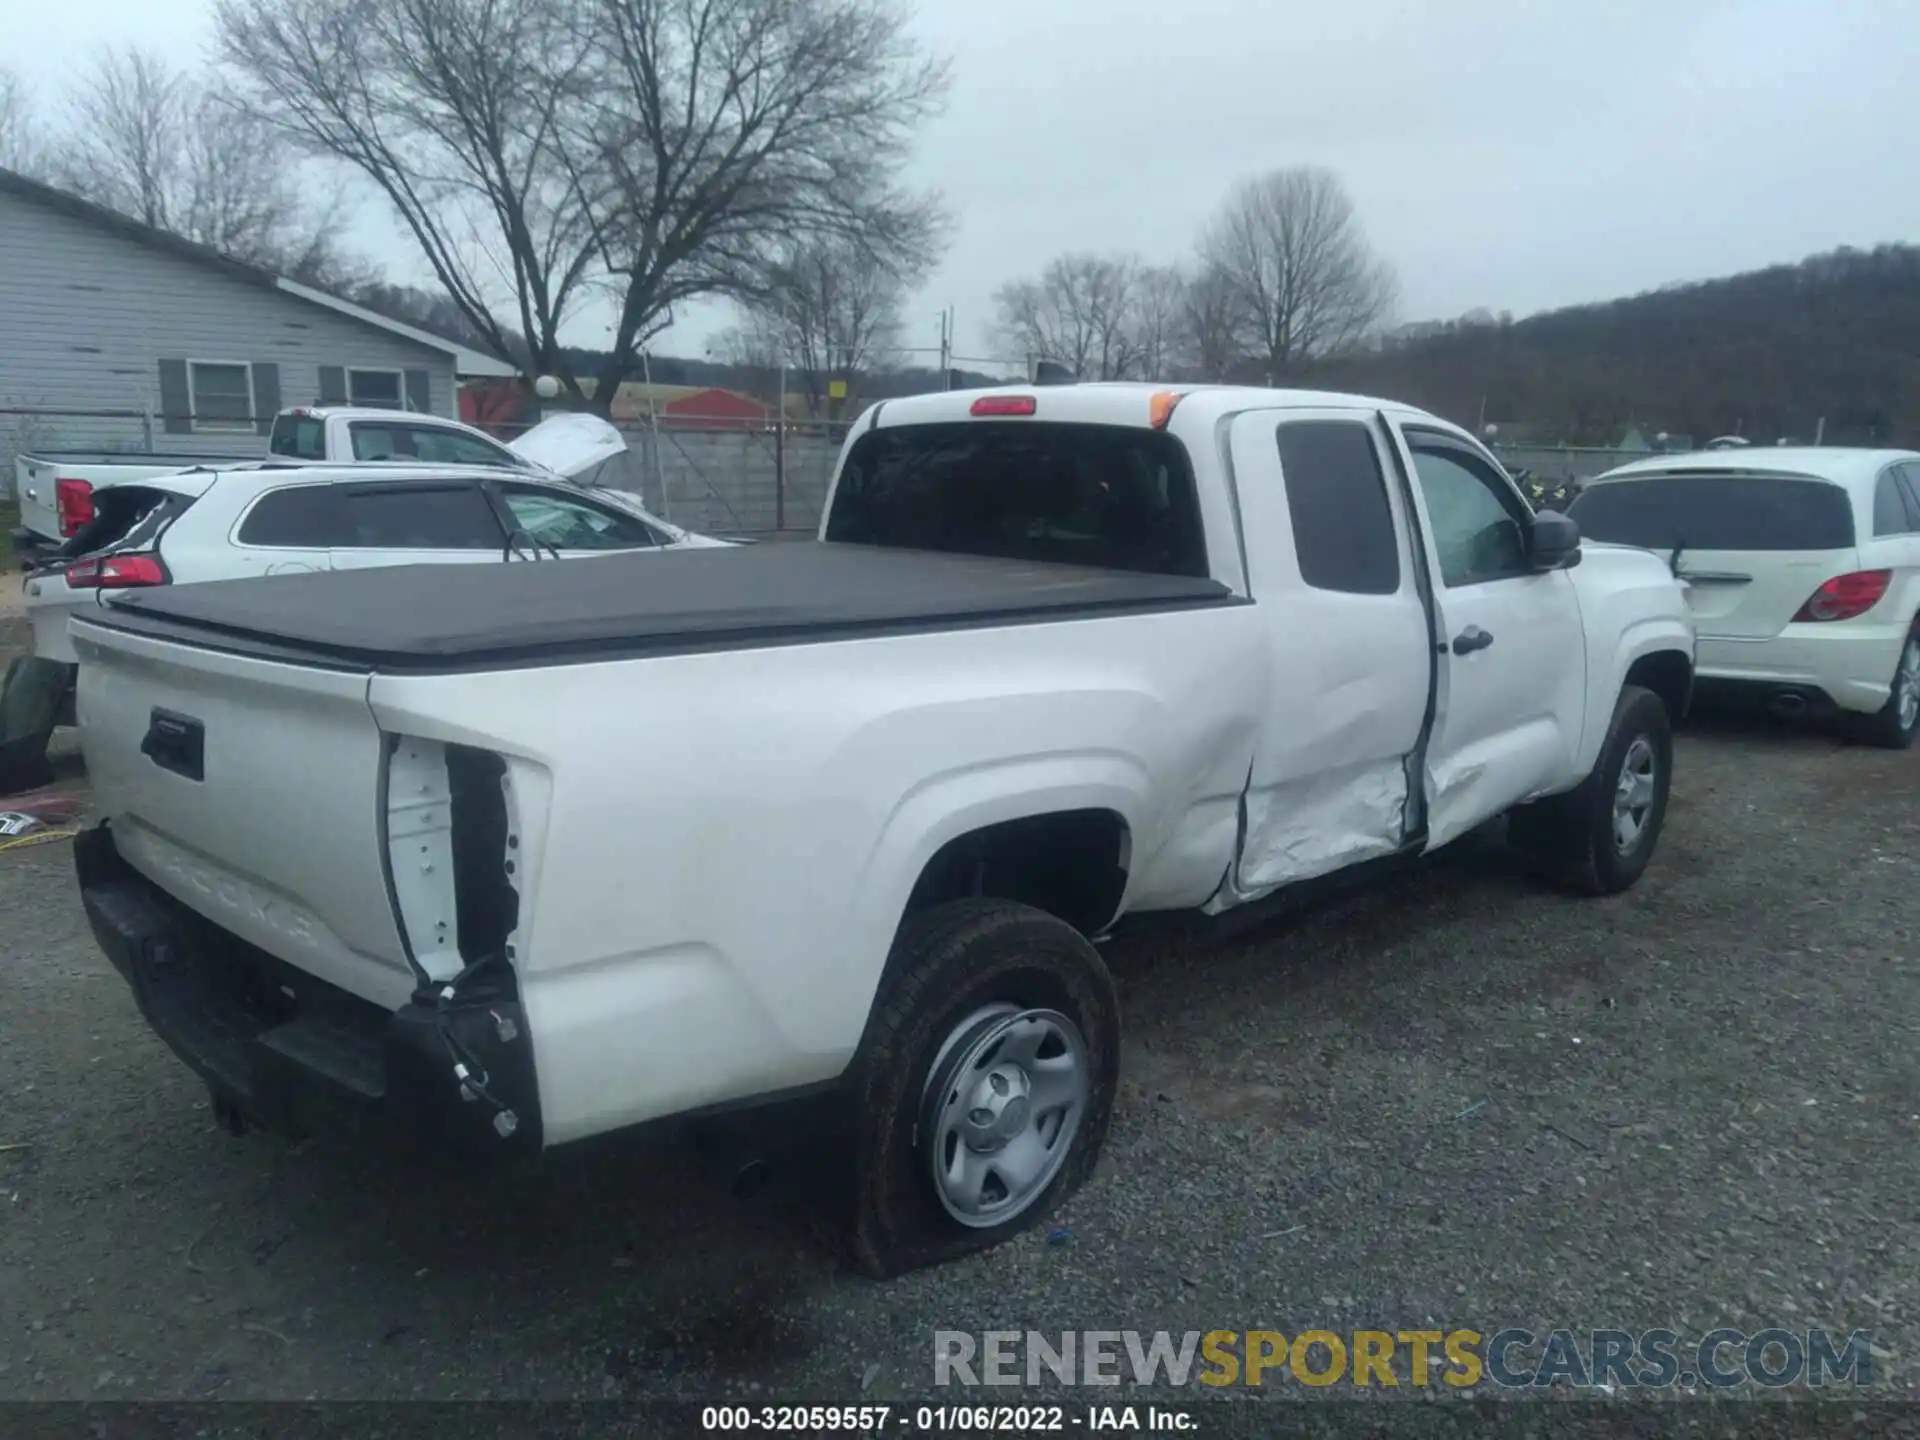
[189,362,256,432]
[349,368,406,410]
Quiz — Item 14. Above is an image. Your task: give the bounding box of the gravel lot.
[2,656,1917,1411]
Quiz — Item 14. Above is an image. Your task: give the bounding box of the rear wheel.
[0,657,71,795]
[1845,626,1920,750]
[1510,684,1673,895]
[844,899,1118,1279]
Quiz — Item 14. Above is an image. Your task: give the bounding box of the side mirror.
[1530,509,1581,571]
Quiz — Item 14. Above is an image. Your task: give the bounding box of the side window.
[1873,471,1912,537]
[1274,420,1400,595]
[349,423,411,461]
[1897,464,1920,532]
[499,487,662,550]
[1408,441,1531,587]
[237,485,344,547]
[412,427,520,467]
[350,422,518,467]
[339,484,504,549]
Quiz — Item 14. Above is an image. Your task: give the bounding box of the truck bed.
[82,542,1238,673]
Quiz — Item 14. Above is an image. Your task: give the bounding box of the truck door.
[1388,424,1585,848]
[1224,409,1434,897]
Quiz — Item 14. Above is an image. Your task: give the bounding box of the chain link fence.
[4,400,1654,545]
[483,412,853,539]
[0,402,857,541]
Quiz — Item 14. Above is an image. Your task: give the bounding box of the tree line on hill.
[1303,243,1920,448]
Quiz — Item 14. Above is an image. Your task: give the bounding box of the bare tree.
[1129,265,1187,382]
[995,253,1143,381]
[218,0,950,412]
[0,65,41,173]
[731,239,922,415]
[1199,166,1397,382]
[711,323,783,410]
[1176,264,1243,381]
[50,46,359,286]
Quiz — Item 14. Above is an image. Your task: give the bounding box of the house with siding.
[0,167,512,473]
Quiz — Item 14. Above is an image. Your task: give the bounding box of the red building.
[652,386,775,431]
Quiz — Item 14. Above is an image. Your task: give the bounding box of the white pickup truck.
[12,406,617,566]
[67,383,1694,1276]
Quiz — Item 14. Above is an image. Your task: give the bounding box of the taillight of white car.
[1793,569,1891,623]
[64,552,170,589]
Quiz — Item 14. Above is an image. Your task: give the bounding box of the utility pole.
[938,308,954,389]
[774,296,790,531]
[641,349,669,522]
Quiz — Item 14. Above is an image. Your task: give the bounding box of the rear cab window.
[1569,473,1856,551]
[824,422,1208,577]
[268,414,326,460]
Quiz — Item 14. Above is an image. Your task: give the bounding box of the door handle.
[1450,626,1494,656]
[141,708,205,782]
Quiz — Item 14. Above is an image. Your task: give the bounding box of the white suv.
[1571,447,1920,746]
[0,466,724,789]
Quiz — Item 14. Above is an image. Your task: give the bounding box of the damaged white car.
[67,384,1692,1276]
[0,413,718,791]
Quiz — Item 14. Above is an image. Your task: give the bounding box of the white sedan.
[1570,447,1920,746]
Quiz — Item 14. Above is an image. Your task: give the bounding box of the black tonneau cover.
[88,542,1236,673]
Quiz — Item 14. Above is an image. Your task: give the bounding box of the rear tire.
[0,657,68,796]
[1509,684,1673,896]
[844,899,1119,1279]
[1844,625,1920,750]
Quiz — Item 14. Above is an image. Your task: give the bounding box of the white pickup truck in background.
[12,407,621,566]
[67,382,1693,1277]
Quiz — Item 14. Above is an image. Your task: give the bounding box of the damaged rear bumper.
[75,822,542,1166]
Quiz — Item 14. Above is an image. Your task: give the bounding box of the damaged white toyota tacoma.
[68,384,1693,1276]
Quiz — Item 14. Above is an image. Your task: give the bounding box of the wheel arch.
[1580,616,1693,773]
[844,768,1144,1060]
[1624,647,1693,725]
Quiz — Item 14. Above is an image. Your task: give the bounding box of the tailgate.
[70,616,418,1010]
[14,457,63,543]
[1571,471,1860,639]
[1677,547,1859,637]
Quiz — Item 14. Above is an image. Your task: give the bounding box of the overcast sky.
[8,0,1919,364]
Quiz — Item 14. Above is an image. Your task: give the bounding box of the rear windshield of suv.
[824,421,1207,577]
[1569,473,1856,551]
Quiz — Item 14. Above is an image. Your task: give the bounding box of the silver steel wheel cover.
[1612,734,1657,856]
[919,1004,1090,1229]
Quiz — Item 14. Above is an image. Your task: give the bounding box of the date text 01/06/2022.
[700,1404,1198,1432]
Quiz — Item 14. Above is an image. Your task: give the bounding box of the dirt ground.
[1,672,1916,1409]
